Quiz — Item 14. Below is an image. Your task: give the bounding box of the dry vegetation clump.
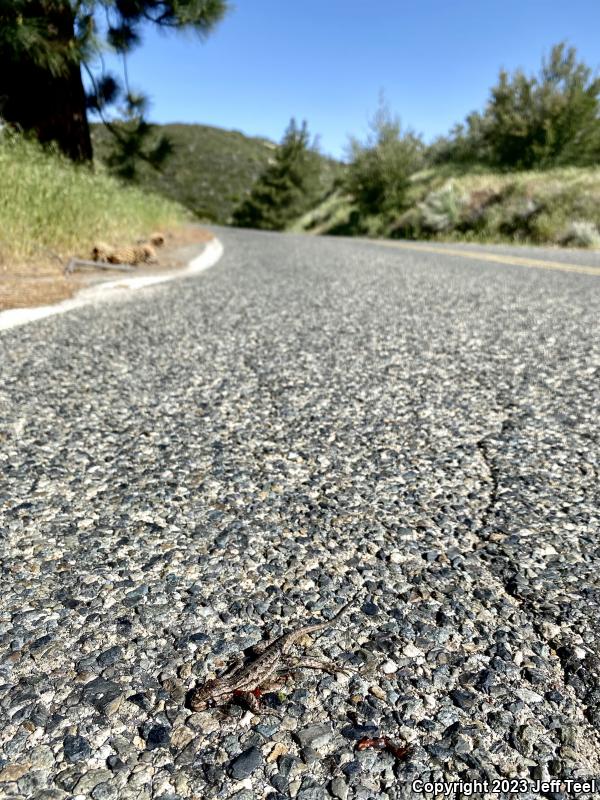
[91,241,158,265]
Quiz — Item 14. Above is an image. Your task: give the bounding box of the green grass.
[296,165,600,248]
[91,122,342,224]
[0,130,188,265]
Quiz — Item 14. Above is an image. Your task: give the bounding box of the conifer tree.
[0,1,228,166]
[233,119,321,230]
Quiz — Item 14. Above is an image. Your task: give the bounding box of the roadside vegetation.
[291,43,600,248]
[0,130,187,266]
[293,165,600,248]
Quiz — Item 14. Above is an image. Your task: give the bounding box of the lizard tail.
[328,599,354,623]
[300,598,354,635]
[279,597,357,654]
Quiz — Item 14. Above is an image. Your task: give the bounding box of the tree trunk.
[0,2,93,162]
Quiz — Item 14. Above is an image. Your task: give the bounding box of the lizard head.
[188,678,222,712]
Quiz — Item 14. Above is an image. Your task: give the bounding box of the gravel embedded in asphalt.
[1,227,599,798]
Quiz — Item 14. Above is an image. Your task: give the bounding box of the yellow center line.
[363,238,600,276]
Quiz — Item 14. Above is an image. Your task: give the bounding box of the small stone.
[300,746,319,764]
[0,763,30,782]
[75,769,112,793]
[294,724,332,750]
[123,585,149,607]
[128,765,154,789]
[55,766,81,792]
[270,773,288,793]
[450,689,477,711]
[227,746,263,780]
[540,622,562,640]
[278,754,304,779]
[97,646,123,667]
[91,782,118,800]
[267,743,288,763]
[342,760,361,777]
[297,787,327,800]
[515,688,544,704]
[178,662,193,679]
[330,777,349,800]
[63,735,91,763]
[106,756,127,773]
[381,660,398,675]
[369,685,386,700]
[403,644,423,658]
[255,718,280,737]
[145,725,170,750]
[233,790,255,800]
[30,746,54,770]
[389,551,403,564]
[341,725,379,741]
[454,734,473,754]
[560,725,577,746]
[361,602,379,616]
[17,769,49,794]
[170,726,194,751]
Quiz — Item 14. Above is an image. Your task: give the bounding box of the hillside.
[292,165,600,248]
[91,123,280,224]
[92,122,343,225]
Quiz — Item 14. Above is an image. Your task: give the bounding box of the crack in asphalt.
[468,399,600,745]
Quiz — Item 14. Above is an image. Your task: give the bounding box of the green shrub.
[428,43,600,171]
[346,101,423,216]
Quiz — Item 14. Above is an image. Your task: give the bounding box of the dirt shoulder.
[0,225,213,313]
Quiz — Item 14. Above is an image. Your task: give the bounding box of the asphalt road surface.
[1,228,599,800]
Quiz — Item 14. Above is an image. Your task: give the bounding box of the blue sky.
[99,0,600,159]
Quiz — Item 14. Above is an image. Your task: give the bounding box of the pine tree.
[0,1,228,165]
[233,119,321,230]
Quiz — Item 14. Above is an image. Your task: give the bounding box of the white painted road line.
[0,237,224,332]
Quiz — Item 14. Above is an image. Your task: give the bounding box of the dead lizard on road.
[189,600,354,712]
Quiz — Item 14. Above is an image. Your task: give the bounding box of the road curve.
[1,228,599,798]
